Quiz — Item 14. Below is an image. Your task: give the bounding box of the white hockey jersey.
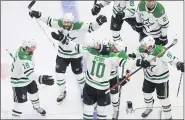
[128,45,180,83]
[135,1,169,38]
[38,14,101,58]
[66,41,128,90]
[100,0,135,18]
[10,47,39,87]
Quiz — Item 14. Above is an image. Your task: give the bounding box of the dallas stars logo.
[67,34,77,41]
[142,18,154,28]
[148,65,156,72]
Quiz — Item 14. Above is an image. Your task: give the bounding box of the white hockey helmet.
[22,39,37,49]
[63,13,74,22]
[110,40,125,52]
[114,40,125,51]
[140,36,155,52]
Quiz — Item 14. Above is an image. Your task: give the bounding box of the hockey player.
[29,10,107,103]
[10,39,54,119]
[91,0,137,42]
[58,36,128,119]
[135,0,169,46]
[120,36,184,119]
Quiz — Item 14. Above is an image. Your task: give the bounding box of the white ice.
[1,1,183,119]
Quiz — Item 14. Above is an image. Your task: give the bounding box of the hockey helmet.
[140,36,155,53]
[110,40,125,53]
[63,13,74,22]
[22,39,37,50]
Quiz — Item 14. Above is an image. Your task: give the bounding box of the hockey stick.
[177,72,183,97]
[5,49,15,61]
[114,47,127,120]
[105,38,178,94]
[28,0,57,49]
[28,0,36,9]
[94,0,97,5]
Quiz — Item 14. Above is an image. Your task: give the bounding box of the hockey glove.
[134,23,143,33]
[51,30,69,44]
[39,75,54,85]
[96,15,107,26]
[136,59,150,69]
[119,70,131,86]
[116,11,125,21]
[155,36,168,46]
[176,62,184,72]
[29,10,41,18]
[128,53,136,60]
[98,44,110,55]
[91,4,103,16]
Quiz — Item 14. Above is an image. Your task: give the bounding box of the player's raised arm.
[80,15,107,33]
[161,50,184,72]
[91,0,111,16]
[29,10,65,29]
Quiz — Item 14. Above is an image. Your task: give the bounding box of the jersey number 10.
[90,61,105,78]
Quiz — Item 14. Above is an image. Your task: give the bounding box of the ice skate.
[112,110,119,120]
[57,91,67,104]
[33,107,46,116]
[141,99,154,118]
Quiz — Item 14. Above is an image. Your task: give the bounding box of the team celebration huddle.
[9,0,184,119]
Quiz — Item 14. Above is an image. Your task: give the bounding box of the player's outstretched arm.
[20,59,54,86]
[29,10,63,29]
[91,0,111,15]
[162,50,184,72]
[80,15,107,33]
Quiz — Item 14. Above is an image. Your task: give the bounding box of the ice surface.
[1,1,183,119]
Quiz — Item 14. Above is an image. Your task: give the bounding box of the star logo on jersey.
[142,18,154,28]
[148,65,156,72]
[67,34,77,41]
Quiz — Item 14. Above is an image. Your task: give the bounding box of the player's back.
[85,48,116,90]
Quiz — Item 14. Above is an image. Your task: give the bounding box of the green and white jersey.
[136,1,169,38]
[38,15,101,58]
[131,45,179,83]
[10,47,39,87]
[68,42,128,90]
[100,0,135,18]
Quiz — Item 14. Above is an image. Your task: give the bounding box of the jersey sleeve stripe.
[161,22,169,28]
[11,77,28,80]
[49,18,52,27]
[24,68,34,74]
[26,71,34,77]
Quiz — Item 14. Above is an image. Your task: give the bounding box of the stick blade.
[28,0,36,9]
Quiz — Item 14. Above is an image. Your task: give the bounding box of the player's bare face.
[63,21,72,30]
[110,45,119,53]
[27,45,36,55]
[141,45,154,53]
[146,0,155,9]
